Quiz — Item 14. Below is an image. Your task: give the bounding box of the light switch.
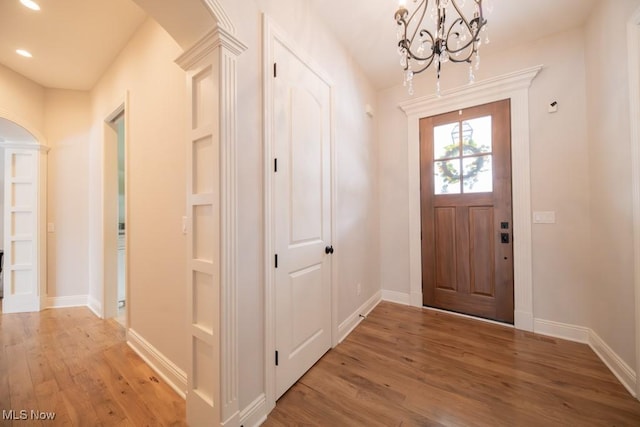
[533,211,556,224]
[47,223,55,233]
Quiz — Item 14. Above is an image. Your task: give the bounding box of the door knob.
[325,245,334,254]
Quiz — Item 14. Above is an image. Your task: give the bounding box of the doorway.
[0,117,46,314]
[264,18,336,407]
[104,106,127,324]
[272,35,333,399]
[419,99,514,323]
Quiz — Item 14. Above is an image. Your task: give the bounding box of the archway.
[0,116,48,314]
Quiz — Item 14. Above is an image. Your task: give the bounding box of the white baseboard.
[87,296,102,318]
[337,290,381,343]
[588,329,637,397]
[221,411,240,427]
[409,291,423,307]
[381,289,411,305]
[1,295,40,313]
[534,317,637,397]
[45,295,88,309]
[127,328,187,399]
[515,310,534,332]
[239,393,267,427]
[534,318,590,343]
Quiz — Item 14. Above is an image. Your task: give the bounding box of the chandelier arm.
[407,30,436,62]
[412,55,436,75]
[450,0,474,34]
[448,53,473,64]
[444,19,479,54]
[457,0,487,39]
[409,0,429,48]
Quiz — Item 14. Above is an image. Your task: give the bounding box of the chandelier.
[394,0,489,95]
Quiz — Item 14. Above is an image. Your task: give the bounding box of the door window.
[433,115,493,195]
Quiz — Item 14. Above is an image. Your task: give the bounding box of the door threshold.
[422,305,515,329]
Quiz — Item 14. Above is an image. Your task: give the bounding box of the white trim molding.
[534,318,637,397]
[338,291,382,343]
[239,394,268,427]
[534,318,590,343]
[87,295,102,318]
[627,5,640,399]
[381,290,411,306]
[201,0,236,34]
[398,65,542,331]
[589,329,637,397]
[177,24,247,427]
[127,328,188,399]
[45,295,89,309]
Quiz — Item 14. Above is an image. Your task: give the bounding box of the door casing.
[399,65,542,331]
[102,99,129,327]
[263,14,338,412]
[420,100,514,323]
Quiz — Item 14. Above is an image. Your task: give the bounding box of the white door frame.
[102,98,129,327]
[0,113,48,314]
[399,65,542,331]
[627,5,640,399]
[262,15,338,412]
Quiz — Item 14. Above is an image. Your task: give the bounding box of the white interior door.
[2,148,41,313]
[273,39,333,399]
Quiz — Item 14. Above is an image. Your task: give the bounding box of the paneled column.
[176,26,246,427]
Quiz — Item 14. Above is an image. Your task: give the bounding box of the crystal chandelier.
[395,0,489,95]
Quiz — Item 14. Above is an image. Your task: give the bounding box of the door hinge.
[275,254,278,268]
[274,158,278,172]
[275,350,279,366]
[273,62,277,78]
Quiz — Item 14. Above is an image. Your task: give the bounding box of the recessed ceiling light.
[20,0,40,11]
[16,49,32,58]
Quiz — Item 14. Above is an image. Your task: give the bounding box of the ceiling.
[309,0,597,89]
[0,0,146,90]
[0,0,598,93]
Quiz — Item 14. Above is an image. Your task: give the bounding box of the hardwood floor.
[0,304,185,426]
[265,301,640,426]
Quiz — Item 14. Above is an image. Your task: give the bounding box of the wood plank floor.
[265,301,640,426]
[0,305,186,426]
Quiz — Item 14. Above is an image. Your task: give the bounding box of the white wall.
[89,18,188,370]
[219,0,380,409]
[44,89,91,298]
[378,26,593,327]
[0,63,45,134]
[584,0,640,368]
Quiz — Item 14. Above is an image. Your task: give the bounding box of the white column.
[176,26,246,427]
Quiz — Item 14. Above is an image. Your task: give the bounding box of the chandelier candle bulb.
[394,0,487,94]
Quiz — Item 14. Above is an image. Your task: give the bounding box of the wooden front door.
[420,99,513,323]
